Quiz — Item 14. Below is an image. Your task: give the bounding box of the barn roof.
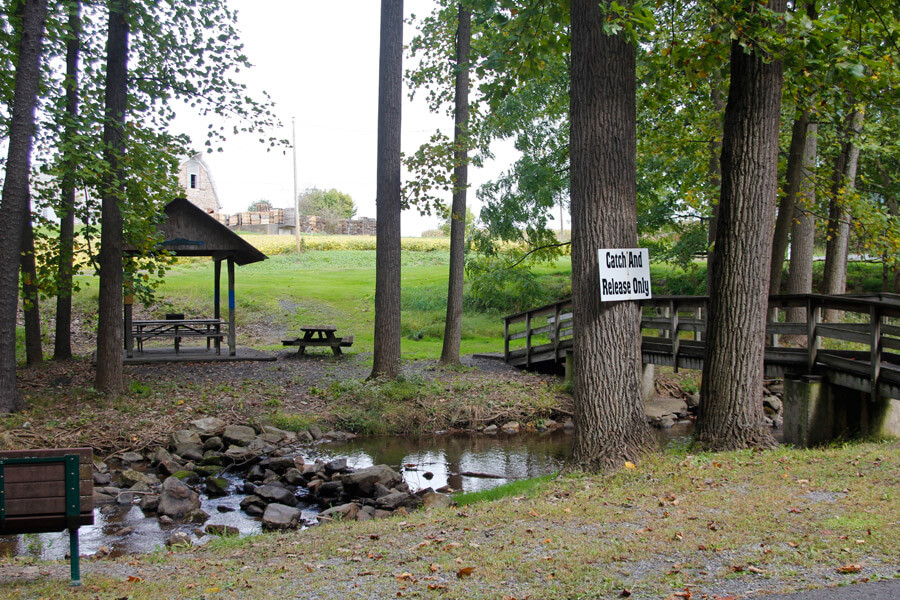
[154,198,267,266]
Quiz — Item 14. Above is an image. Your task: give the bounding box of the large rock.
[375,491,416,510]
[644,398,689,420]
[764,395,783,414]
[93,472,112,486]
[190,417,227,437]
[501,421,520,434]
[317,481,344,501]
[422,492,454,511]
[255,484,299,507]
[325,458,347,474]
[223,425,257,446]
[120,468,158,488]
[262,503,302,530]
[170,430,201,447]
[203,436,224,452]
[317,503,359,523]
[259,456,297,474]
[284,468,304,486]
[259,424,293,441]
[224,445,259,463]
[157,476,201,519]
[122,451,144,463]
[140,494,160,512]
[174,444,204,462]
[205,476,229,496]
[341,465,403,497]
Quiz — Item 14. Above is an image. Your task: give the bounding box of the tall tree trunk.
[54,0,81,361]
[95,0,129,394]
[0,0,48,413]
[786,122,818,323]
[822,109,863,321]
[770,114,809,294]
[706,61,725,292]
[876,162,898,293]
[370,0,403,380]
[439,4,471,367]
[568,0,653,472]
[696,2,785,450]
[21,195,41,366]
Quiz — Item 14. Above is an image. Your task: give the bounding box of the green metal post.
[69,527,80,585]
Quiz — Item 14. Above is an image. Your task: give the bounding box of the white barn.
[177,153,222,214]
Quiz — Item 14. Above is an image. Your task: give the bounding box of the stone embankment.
[642,382,784,428]
[91,417,453,548]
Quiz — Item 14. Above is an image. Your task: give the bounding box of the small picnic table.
[282,325,353,356]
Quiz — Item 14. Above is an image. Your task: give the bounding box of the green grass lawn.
[73,246,570,360]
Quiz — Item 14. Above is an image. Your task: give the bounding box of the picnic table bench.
[127,317,226,357]
[282,325,353,356]
[0,447,94,585]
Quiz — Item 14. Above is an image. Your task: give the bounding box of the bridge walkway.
[503,293,900,400]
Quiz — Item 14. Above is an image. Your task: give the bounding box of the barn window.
[189,174,198,189]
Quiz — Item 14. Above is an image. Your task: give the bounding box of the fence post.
[670,300,680,372]
[807,297,819,373]
[503,318,510,361]
[525,311,532,369]
[870,304,882,393]
[554,302,561,361]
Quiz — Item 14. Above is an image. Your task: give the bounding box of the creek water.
[0,424,693,560]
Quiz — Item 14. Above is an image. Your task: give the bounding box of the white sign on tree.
[598,248,652,302]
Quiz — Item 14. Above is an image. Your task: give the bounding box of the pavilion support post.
[227,257,236,356]
[214,259,222,353]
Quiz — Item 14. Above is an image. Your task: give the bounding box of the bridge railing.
[502,293,900,398]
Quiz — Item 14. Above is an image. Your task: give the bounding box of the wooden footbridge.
[503,293,900,400]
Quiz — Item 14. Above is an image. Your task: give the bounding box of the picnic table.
[127,318,226,357]
[282,325,353,356]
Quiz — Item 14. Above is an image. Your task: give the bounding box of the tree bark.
[21,194,41,366]
[769,114,809,294]
[785,122,818,323]
[0,0,48,412]
[568,0,654,472]
[706,61,725,292]
[370,0,403,380]
[439,4,471,367]
[878,164,899,293]
[54,0,81,361]
[822,109,863,321]
[95,0,129,394]
[696,4,785,450]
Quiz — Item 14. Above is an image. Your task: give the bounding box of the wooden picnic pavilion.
[124,198,269,362]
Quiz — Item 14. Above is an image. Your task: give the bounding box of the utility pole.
[293,117,301,251]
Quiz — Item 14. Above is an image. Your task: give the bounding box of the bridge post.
[784,373,900,447]
[783,374,830,448]
[806,298,819,372]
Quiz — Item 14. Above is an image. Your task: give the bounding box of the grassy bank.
[1,441,897,599]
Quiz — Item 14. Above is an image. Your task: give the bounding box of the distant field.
[68,234,890,361]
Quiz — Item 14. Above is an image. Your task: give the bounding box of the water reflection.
[0,423,695,560]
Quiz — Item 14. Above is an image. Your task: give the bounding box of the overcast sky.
[172,0,528,237]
